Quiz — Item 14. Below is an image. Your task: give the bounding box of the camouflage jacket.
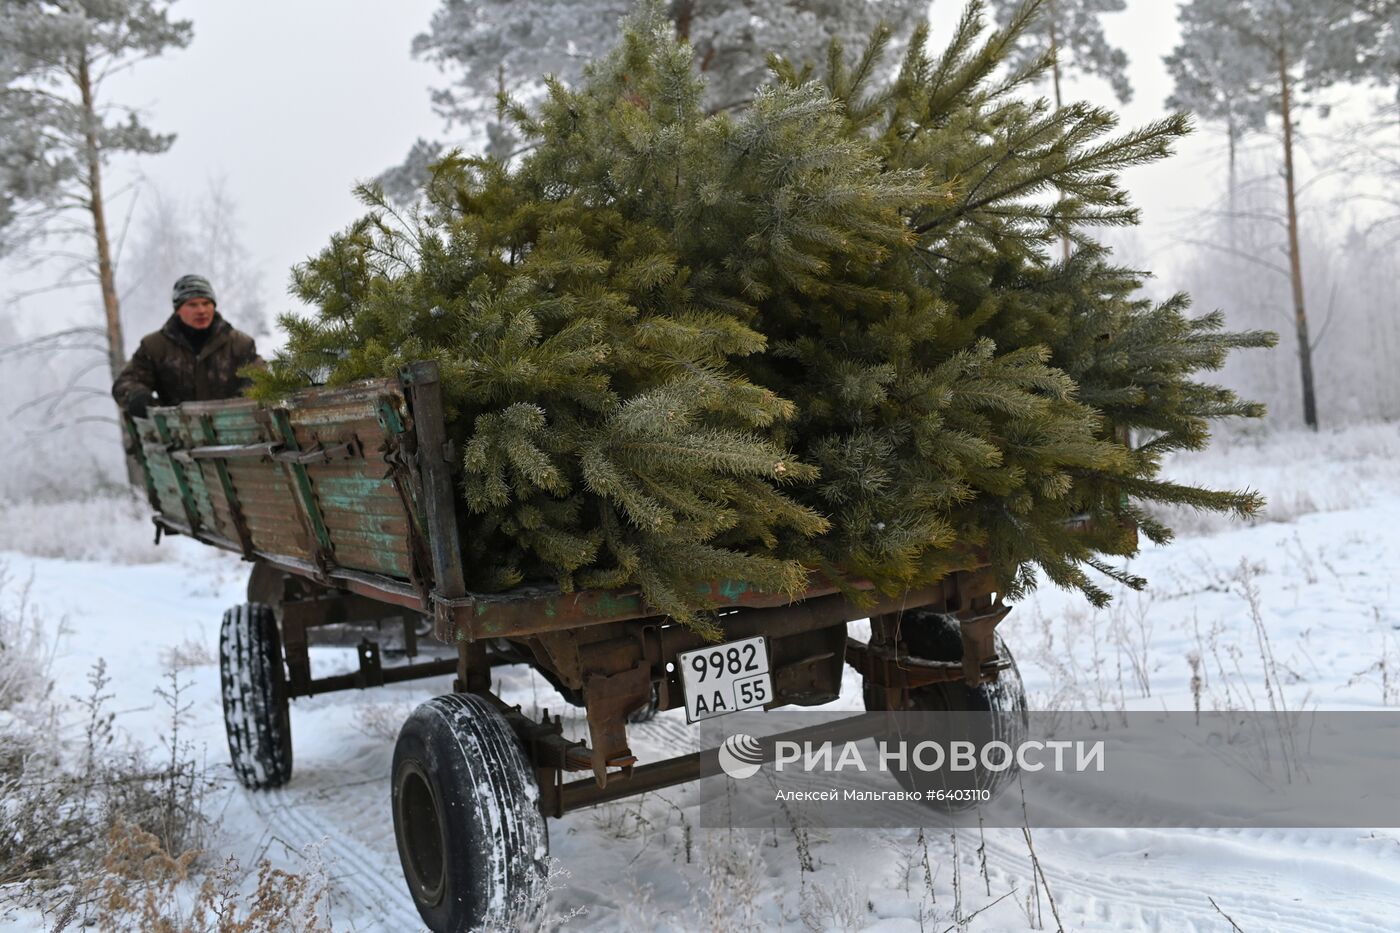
[111,313,264,409]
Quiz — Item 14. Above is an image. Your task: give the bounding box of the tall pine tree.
[1164,14,1272,228]
[1166,0,1352,431]
[0,0,192,384]
[987,0,1132,107]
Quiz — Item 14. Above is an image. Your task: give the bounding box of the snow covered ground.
[3,420,1400,931]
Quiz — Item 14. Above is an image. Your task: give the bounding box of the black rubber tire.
[219,602,293,790]
[625,684,661,724]
[245,561,286,613]
[863,609,1028,809]
[392,694,549,933]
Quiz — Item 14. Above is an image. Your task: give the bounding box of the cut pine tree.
[252,0,1275,628]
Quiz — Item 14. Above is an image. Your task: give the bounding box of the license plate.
[678,636,773,723]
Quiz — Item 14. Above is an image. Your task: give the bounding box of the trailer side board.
[130,366,993,641]
[132,379,431,603]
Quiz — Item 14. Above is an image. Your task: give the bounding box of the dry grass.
[2,627,330,933]
[350,698,419,741]
[57,819,332,933]
[483,856,586,932]
[692,832,765,933]
[798,874,869,931]
[159,638,217,672]
[0,570,214,929]
[1,597,329,933]
[0,661,214,911]
[1348,607,1400,706]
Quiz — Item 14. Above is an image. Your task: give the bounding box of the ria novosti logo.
[716,732,1106,780]
[717,733,765,779]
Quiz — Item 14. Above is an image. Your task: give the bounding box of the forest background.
[2,0,1397,504]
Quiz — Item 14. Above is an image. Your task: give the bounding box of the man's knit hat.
[172,274,217,309]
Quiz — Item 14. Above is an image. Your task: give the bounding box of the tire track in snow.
[971,826,1400,932]
[250,784,425,932]
[628,708,694,754]
[958,774,1400,931]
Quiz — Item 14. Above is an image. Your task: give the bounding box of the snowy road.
[4,424,1400,931]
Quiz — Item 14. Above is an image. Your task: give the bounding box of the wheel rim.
[395,759,447,907]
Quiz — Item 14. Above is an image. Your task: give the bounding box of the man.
[112,274,264,416]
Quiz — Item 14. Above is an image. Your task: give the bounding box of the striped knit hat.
[172,274,217,309]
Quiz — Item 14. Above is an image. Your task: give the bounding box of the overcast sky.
[135,0,446,269]
[0,0,1344,343]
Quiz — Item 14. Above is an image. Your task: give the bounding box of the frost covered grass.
[0,660,213,919]
[1147,419,1400,537]
[0,565,311,930]
[1,625,332,930]
[86,823,332,933]
[0,489,167,564]
[0,565,58,712]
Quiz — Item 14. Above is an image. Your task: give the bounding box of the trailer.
[126,360,1027,932]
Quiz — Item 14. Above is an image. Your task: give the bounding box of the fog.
[1,0,1396,500]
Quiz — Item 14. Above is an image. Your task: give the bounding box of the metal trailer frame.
[125,359,1014,816]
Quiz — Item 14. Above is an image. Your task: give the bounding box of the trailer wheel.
[245,561,286,615]
[626,684,661,724]
[220,602,293,789]
[392,694,548,933]
[862,610,1027,808]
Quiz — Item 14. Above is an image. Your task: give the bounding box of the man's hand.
[125,390,155,419]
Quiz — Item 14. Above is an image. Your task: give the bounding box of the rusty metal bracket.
[399,363,469,640]
[845,637,1009,691]
[281,598,313,696]
[487,701,592,774]
[581,662,649,788]
[356,638,384,688]
[847,584,1011,698]
[381,423,436,612]
[454,640,489,694]
[954,601,1012,688]
[476,694,593,819]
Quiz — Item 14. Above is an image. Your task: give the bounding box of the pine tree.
[984,0,1130,262]
[1311,1,1400,135]
[986,0,1132,107]
[767,2,1273,601]
[378,0,926,201]
[1164,15,1272,226]
[259,0,1273,626]
[1166,0,1352,431]
[0,0,192,384]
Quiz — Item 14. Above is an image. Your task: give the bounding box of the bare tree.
[1179,165,1400,426]
[119,179,271,343]
[1,180,269,500]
